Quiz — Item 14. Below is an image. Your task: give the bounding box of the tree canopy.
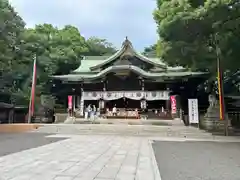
[0,0,117,105]
[142,44,157,57]
[1,0,239,107]
[153,0,240,94]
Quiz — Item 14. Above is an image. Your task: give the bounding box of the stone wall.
[55,113,68,123]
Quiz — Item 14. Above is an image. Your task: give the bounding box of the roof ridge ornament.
[122,36,132,48]
[120,36,134,59]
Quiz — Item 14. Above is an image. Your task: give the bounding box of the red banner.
[170,95,177,114]
[68,96,72,109]
[217,58,225,120]
[28,56,37,123]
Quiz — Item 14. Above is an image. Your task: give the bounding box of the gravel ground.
[152,141,240,180]
[0,132,67,157]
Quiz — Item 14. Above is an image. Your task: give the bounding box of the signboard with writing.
[188,99,199,124]
[68,96,72,109]
[170,95,177,114]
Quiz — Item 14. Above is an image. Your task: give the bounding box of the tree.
[86,37,117,56]
[142,44,157,57]
[0,0,25,98]
[153,0,240,94]
[0,1,118,106]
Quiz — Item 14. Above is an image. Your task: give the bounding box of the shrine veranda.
[53,37,208,119]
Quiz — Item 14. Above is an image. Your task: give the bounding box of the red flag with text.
[28,57,37,118]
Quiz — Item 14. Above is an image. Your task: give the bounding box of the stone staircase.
[65,118,183,126]
[33,124,213,138]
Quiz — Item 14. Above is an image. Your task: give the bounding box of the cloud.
[9,0,158,50]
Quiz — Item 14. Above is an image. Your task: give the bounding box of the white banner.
[124,91,144,100]
[188,99,199,124]
[83,91,170,101]
[145,91,169,101]
[83,92,102,100]
[103,91,124,101]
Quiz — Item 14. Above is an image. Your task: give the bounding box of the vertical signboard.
[170,95,177,114]
[188,99,199,124]
[68,95,73,109]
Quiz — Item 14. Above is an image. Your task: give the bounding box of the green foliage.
[86,37,117,56]
[0,0,117,105]
[0,0,25,95]
[142,44,157,57]
[154,0,240,94]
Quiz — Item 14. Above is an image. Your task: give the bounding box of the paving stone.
[76,170,99,179]
[97,167,119,179]
[30,173,56,180]
[0,135,159,180]
[115,173,135,180]
[54,175,75,180]
[118,165,136,174]
[135,170,154,180]
[58,165,86,176]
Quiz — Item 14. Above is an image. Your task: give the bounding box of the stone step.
[34,124,212,138]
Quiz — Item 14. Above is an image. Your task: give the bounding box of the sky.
[9,0,158,51]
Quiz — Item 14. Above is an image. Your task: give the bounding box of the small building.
[0,102,14,124]
[53,37,208,119]
[0,102,28,123]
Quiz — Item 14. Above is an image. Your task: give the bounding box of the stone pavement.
[0,135,160,180]
[1,124,240,180]
[153,140,240,180]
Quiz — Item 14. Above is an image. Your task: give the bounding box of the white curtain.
[103,92,124,101]
[145,91,169,101]
[124,91,144,100]
[83,92,102,100]
[83,91,170,101]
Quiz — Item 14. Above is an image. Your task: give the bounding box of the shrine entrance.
[53,37,208,120]
[80,91,170,119]
[106,98,140,109]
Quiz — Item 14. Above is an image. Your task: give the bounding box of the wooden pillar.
[165,85,171,114]
[9,109,14,123]
[99,80,106,115]
[76,96,79,108]
[141,79,145,109]
[71,87,76,117]
[73,95,75,112]
[80,83,84,116]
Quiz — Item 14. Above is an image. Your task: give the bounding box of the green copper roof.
[54,65,207,81]
[88,38,167,70]
[72,37,170,74]
[73,60,107,73]
[84,56,110,60]
[54,37,206,82]
[73,58,185,73]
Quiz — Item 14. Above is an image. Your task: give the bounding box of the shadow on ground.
[152,140,240,180]
[0,132,67,157]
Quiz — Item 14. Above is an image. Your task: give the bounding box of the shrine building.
[52,37,208,119]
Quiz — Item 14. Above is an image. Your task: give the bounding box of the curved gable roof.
[53,65,207,81]
[89,37,167,70]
